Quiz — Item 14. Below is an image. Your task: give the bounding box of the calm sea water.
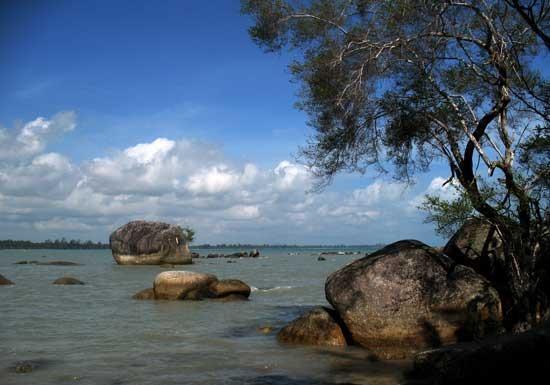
[0,247,410,385]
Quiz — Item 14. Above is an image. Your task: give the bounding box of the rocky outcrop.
[153,271,217,300]
[209,279,251,300]
[0,274,14,285]
[443,218,504,281]
[109,221,192,265]
[325,240,502,359]
[53,276,84,285]
[146,271,252,301]
[409,324,550,385]
[277,307,348,347]
[132,288,155,300]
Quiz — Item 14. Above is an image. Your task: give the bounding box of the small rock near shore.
[277,306,348,347]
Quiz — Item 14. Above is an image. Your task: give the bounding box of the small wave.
[251,285,294,292]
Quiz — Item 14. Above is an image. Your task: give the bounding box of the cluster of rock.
[278,226,504,360]
[199,250,261,259]
[109,221,193,265]
[1,273,84,285]
[133,270,251,301]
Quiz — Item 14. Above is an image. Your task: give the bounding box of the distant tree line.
[192,243,384,249]
[0,238,110,250]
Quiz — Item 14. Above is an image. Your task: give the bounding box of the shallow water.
[0,247,410,385]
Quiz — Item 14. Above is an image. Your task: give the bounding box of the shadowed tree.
[242,0,550,331]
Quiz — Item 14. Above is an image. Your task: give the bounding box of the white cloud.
[0,111,76,160]
[0,112,441,244]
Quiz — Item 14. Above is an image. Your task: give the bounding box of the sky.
[0,0,458,245]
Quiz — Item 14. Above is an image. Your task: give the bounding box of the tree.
[505,0,550,50]
[181,227,195,243]
[243,0,550,330]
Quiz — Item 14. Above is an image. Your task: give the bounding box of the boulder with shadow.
[325,240,502,359]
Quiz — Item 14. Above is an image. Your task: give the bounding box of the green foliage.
[419,192,477,238]
[181,227,195,243]
[243,0,550,328]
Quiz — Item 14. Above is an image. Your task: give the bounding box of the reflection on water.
[0,247,409,385]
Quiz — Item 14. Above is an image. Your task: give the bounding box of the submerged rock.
[277,306,348,347]
[325,240,502,359]
[132,288,155,300]
[317,256,326,261]
[209,279,251,299]
[0,273,14,285]
[109,221,192,265]
[153,270,217,300]
[53,276,84,285]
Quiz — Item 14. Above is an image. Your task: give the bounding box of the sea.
[0,247,410,385]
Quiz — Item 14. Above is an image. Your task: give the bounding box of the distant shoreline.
[0,239,385,250]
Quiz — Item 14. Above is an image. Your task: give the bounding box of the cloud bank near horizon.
[0,112,454,244]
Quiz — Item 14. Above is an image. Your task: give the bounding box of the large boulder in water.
[153,271,218,300]
[325,240,502,359]
[277,306,348,347]
[443,218,504,281]
[109,221,192,265]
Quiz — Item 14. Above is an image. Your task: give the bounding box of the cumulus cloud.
[0,112,442,244]
[0,111,76,160]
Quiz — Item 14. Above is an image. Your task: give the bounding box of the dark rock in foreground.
[277,307,348,347]
[409,325,550,385]
[0,273,14,285]
[325,240,502,359]
[53,276,84,285]
[109,221,192,265]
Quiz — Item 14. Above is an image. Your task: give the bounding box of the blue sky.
[0,0,461,244]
